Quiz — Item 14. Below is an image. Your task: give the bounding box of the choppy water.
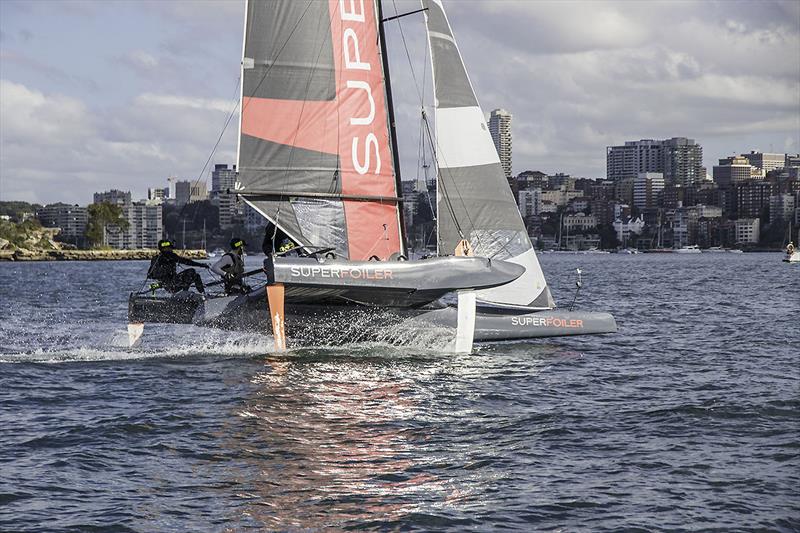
[1,253,798,532]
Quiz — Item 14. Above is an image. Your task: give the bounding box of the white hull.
[785,251,800,263]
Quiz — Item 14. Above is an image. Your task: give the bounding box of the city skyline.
[1,0,798,204]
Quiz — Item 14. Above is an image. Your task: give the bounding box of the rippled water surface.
[1,254,798,532]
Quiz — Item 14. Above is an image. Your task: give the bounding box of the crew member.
[212,238,250,294]
[147,239,208,293]
[262,222,298,256]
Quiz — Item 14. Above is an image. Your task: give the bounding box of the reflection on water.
[223,349,550,529]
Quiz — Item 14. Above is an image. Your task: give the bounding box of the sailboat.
[783,223,799,263]
[128,0,616,351]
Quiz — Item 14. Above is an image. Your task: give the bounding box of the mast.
[376,0,408,256]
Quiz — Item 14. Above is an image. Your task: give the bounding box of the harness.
[222,252,244,280]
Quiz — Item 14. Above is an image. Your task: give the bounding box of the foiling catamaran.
[128,0,617,352]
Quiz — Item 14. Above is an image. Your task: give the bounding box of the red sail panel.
[241,99,339,155]
[328,0,400,260]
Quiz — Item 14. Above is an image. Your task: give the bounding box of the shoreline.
[0,249,208,262]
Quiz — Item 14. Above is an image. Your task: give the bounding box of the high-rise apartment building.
[517,189,541,217]
[633,172,665,209]
[174,180,208,206]
[93,189,131,206]
[742,151,785,175]
[736,180,772,219]
[769,193,795,222]
[211,163,237,194]
[713,156,761,188]
[106,203,163,249]
[488,109,512,180]
[211,164,239,228]
[35,203,88,241]
[606,137,704,186]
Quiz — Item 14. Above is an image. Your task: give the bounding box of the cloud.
[136,93,234,113]
[0,80,237,204]
[0,80,94,146]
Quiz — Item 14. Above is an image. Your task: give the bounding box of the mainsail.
[237,0,403,260]
[422,0,554,309]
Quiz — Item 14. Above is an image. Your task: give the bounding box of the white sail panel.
[436,106,500,168]
[424,0,554,309]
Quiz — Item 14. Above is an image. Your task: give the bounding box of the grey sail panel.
[423,0,553,308]
[238,135,341,195]
[244,197,350,259]
[438,163,527,256]
[242,0,335,102]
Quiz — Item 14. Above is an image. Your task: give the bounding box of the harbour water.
[1,253,797,531]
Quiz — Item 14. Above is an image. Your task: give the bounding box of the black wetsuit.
[147,250,206,293]
[221,251,248,294]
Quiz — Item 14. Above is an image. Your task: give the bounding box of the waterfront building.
[606,137,704,186]
[769,193,795,222]
[174,180,208,206]
[735,218,760,244]
[487,109,512,180]
[93,189,131,206]
[692,204,723,219]
[549,173,576,190]
[107,202,163,249]
[516,170,548,191]
[614,176,635,206]
[714,156,761,188]
[563,213,597,233]
[539,200,557,214]
[613,216,645,246]
[563,233,601,251]
[541,188,582,207]
[736,180,773,219]
[211,164,239,228]
[147,188,168,204]
[567,196,591,214]
[244,203,268,233]
[742,151,786,175]
[633,172,665,209]
[35,203,88,242]
[518,189,541,217]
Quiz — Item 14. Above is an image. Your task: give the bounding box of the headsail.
[422,0,554,308]
[237,0,403,260]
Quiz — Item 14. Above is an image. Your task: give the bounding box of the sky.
[1,0,798,205]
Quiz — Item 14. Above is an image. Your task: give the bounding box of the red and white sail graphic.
[239,0,401,261]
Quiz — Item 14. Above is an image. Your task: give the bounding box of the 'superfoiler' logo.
[340,1,380,175]
[332,0,400,260]
[511,316,584,328]
[290,265,394,280]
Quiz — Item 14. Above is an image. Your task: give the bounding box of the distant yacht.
[784,243,799,263]
[207,247,225,258]
[674,245,701,254]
